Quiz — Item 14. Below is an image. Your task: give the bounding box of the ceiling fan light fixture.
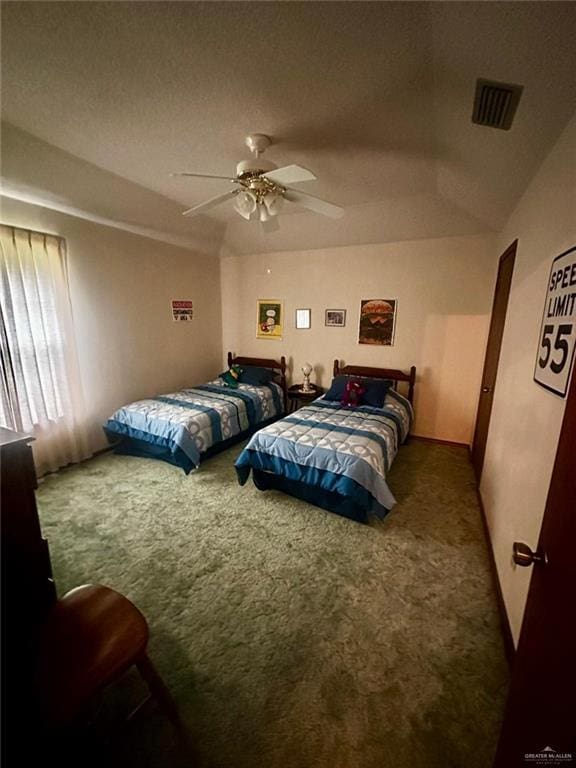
[259,202,271,222]
[234,190,257,220]
[264,192,284,217]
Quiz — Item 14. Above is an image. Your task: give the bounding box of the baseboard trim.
[93,444,114,457]
[410,434,470,449]
[473,484,516,667]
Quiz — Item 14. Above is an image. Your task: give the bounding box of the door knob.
[482,386,492,393]
[513,541,548,567]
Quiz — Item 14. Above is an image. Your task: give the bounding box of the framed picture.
[358,299,397,346]
[325,309,346,327]
[171,299,194,322]
[295,308,311,329]
[256,299,283,340]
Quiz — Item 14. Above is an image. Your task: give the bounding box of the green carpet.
[36,440,508,768]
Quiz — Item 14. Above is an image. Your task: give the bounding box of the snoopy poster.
[256,300,283,340]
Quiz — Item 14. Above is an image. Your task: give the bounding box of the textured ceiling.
[2,1,575,255]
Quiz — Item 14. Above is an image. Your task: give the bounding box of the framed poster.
[256,299,283,340]
[171,299,193,321]
[358,299,397,346]
[534,246,576,397]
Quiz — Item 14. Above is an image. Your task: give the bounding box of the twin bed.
[105,354,416,523]
[236,361,415,523]
[105,354,287,474]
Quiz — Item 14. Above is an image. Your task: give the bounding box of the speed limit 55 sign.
[534,246,576,397]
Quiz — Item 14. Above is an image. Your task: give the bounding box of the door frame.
[472,241,518,663]
[472,240,517,480]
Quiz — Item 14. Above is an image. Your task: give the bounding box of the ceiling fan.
[171,134,344,231]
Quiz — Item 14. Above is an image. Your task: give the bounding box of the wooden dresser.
[1,428,57,756]
[1,428,56,619]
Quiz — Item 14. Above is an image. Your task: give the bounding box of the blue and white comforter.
[105,380,284,468]
[235,389,413,518]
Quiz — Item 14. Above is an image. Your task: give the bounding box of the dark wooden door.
[472,241,517,479]
[493,366,576,765]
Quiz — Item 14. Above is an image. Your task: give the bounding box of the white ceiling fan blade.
[182,189,240,217]
[284,188,344,219]
[263,164,316,185]
[171,172,238,181]
[262,217,280,234]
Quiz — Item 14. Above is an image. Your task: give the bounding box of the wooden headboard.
[333,360,416,404]
[227,352,288,412]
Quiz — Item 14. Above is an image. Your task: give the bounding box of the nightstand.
[287,384,324,413]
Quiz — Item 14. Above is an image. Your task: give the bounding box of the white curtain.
[0,224,90,475]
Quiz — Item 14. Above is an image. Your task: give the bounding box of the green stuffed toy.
[220,364,243,388]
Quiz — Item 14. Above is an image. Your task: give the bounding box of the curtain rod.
[0,221,65,242]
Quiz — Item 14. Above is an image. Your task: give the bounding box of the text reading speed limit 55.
[534,246,576,397]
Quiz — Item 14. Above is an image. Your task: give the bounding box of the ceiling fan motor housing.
[236,158,277,178]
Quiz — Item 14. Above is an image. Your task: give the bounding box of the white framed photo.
[295,308,311,329]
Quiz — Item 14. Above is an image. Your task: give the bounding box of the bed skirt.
[104,415,282,474]
[250,468,387,524]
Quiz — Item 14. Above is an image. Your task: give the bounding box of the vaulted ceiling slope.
[2,2,575,255]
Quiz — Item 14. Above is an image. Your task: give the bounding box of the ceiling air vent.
[472,79,523,131]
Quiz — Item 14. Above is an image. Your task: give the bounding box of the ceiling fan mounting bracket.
[245,133,271,157]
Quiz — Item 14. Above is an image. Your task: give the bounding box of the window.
[0,224,88,474]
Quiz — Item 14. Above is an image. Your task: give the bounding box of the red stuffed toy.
[341,379,365,408]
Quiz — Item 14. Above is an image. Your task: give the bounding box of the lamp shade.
[259,203,271,222]
[264,193,284,217]
[234,190,257,220]
[301,362,313,376]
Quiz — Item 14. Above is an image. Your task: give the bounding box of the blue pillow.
[362,379,392,408]
[324,375,349,401]
[238,366,275,385]
[324,375,391,408]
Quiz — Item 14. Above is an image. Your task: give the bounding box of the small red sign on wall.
[171,300,194,322]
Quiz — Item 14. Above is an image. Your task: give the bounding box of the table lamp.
[301,362,313,393]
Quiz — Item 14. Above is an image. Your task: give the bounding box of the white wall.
[221,235,496,444]
[0,197,223,453]
[480,115,576,645]
[1,122,225,255]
